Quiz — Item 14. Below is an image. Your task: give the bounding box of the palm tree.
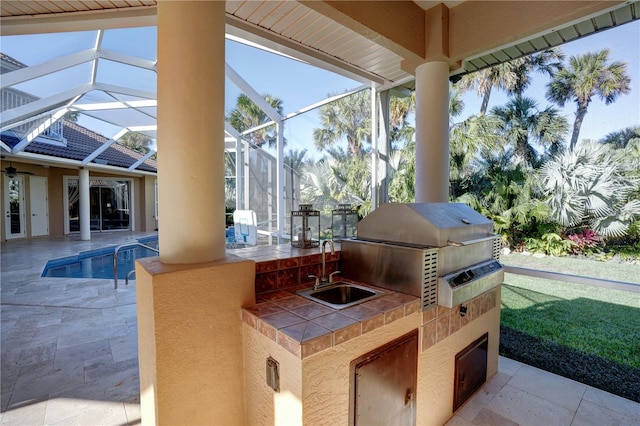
[284,149,308,171]
[540,140,640,238]
[546,49,631,151]
[454,160,552,249]
[299,156,368,213]
[300,159,337,208]
[449,113,502,197]
[491,96,568,167]
[601,126,640,149]
[313,90,371,158]
[388,142,416,203]
[389,92,416,147]
[226,93,284,148]
[119,131,157,159]
[458,49,564,115]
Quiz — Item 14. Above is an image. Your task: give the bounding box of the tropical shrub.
[525,232,575,256]
[454,159,559,251]
[540,140,640,238]
[566,228,601,255]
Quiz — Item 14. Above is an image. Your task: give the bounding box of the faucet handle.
[329,271,342,283]
[308,274,320,289]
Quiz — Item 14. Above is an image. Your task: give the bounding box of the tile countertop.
[235,243,421,359]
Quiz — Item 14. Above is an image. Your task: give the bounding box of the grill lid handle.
[447,234,498,247]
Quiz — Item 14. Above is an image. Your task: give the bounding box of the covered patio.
[1,233,638,425]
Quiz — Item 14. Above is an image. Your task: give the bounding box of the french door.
[67,178,132,233]
[3,175,26,239]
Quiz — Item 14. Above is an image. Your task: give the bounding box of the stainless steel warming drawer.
[341,203,504,310]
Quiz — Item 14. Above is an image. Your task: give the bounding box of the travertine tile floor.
[2,233,639,425]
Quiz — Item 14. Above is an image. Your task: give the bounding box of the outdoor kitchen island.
[239,204,503,425]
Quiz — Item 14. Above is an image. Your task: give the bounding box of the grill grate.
[422,249,438,310]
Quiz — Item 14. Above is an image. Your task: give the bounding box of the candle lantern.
[331,204,358,241]
[291,204,320,248]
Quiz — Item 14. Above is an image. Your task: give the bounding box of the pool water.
[42,237,159,280]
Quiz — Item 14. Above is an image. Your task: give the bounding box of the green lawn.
[498,257,640,401]
[501,273,640,368]
[500,252,640,284]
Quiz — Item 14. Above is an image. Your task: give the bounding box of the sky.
[457,21,640,144]
[1,20,638,159]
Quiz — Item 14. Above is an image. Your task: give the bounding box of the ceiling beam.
[300,0,426,64]
[449,1,627,64]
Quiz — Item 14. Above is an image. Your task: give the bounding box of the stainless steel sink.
[296,282,383,309]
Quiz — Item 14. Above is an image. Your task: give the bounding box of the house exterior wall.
[48,167,66,237]
[143,175,157,232]
[1,160,156,240]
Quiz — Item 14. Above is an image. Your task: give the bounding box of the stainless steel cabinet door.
[352,330,418,426]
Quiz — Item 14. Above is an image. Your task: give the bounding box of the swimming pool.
[41,236,159,280]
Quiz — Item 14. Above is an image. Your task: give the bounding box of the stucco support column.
[78,168,90,241]
[414,61,450,203]
[136,2,255,426]
[156,1,225,263]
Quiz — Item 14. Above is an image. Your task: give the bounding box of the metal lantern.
[291,204,320,248]
[331,204,359,241]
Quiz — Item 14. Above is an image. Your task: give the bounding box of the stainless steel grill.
[341,203,504,310]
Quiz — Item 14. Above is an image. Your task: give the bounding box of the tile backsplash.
[227,244,341,296]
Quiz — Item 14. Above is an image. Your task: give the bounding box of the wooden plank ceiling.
[1,0,638,87]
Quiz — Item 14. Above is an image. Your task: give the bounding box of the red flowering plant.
[566,229,601,255]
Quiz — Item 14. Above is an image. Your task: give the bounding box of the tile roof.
[0,52,27,70]
[1,120,157,173]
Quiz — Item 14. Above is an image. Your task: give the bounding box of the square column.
[157,1,226,263]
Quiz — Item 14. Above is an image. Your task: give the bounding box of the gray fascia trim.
[12,151,157,176]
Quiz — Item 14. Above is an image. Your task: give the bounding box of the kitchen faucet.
[309,240,341,290]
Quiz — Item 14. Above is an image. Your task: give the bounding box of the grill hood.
[356,203,494,248]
